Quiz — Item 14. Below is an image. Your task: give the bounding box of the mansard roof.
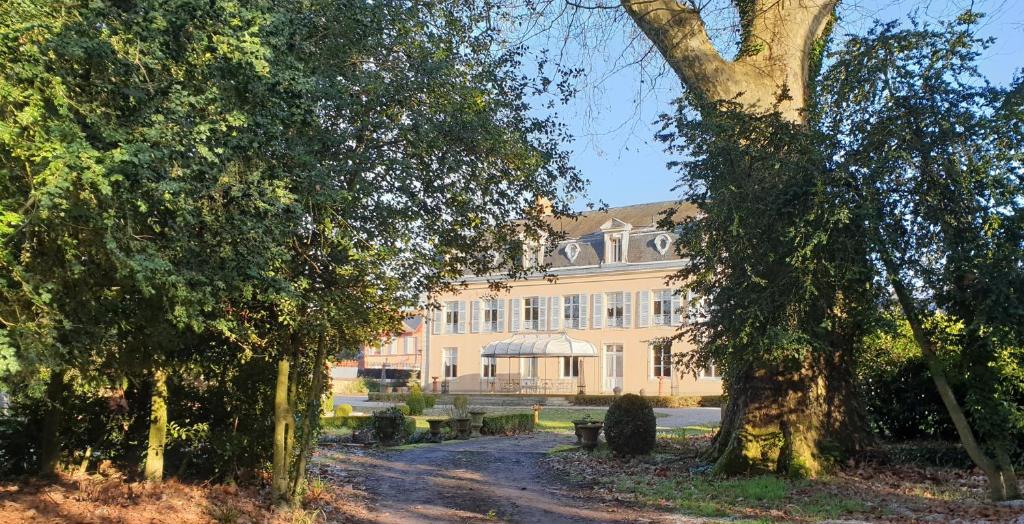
[541,200,697,269]
[545,200,697,239]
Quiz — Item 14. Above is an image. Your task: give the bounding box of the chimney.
[534,196,553,216]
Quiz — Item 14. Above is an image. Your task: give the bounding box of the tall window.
[652,342,672,378]
[404,337,416,354]
[563,294,581,329]
[609,237,622,262]
[482,355,497,379]
[443,348,458,379]
[483,299,500,332]
[522,357,538,379]
[445,301,460,333]
[700,362,721,379]
[653,290,673,326]
[388,340,397,355]
[606,292,624,327]
[561,356,581,378]
[524,296,540,331]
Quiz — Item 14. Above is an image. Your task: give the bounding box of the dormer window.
[609,237,622,262]
[565,242,580,263]
[600,218,631,264]
[654,234,671,255]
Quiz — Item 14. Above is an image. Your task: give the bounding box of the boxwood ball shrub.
[334,403,353,417]
[604,393,657,456]
[406,389,426,416]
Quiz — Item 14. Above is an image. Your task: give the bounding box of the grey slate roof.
[542,201,695,270]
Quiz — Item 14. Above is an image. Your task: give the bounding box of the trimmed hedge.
[604,394,657,456]
[368,392,438,408]
[322,415,373,430]
[480,413,534,435]
[571,394,723,408]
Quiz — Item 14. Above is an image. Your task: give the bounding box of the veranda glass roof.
[481,333,598,358]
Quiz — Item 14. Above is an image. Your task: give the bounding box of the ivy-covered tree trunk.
[621,0,873,476]
[144,368,168,482]
[271,355,293,505]
[38,369,66,476]
[712,353,868,476]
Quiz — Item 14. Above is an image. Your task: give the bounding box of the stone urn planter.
[372,411,404,444]
[571,419,590,444]
[426,418,447,443]
[468,409,486,437]
[452,417,471,439]
[578,422,603,451]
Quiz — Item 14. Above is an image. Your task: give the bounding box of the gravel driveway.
[317,432,690,523]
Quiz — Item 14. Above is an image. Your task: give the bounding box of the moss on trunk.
[710,351,869,478]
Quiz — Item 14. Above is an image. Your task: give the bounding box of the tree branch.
[619,0,735,98]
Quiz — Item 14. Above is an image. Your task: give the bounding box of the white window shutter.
[511,298,522,332]
[647,343,653,379]
[432,308,442,335]
[458,301,467,333]
[471,300,481,333]
[550,296,562,331]
[671,292,682,326]
[497,299,506,332]
[637,291,650,328]
[592,293,604,329]
[538,297,548,332]
[623,292,633,328]
[579,293,589,330]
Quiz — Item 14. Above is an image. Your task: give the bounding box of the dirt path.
[316,433,688,524]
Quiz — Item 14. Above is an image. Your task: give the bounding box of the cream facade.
[420,201,722,397]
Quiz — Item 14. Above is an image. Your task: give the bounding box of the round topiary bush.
[333,403,353,417]
[603,393,656,456]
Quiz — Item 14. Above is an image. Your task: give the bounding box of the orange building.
[420,201,721,396]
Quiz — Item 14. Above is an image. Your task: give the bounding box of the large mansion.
[379,200,722,397]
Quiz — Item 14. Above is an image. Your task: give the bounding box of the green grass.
[606,474,867,520]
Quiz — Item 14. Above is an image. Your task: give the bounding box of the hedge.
[570,394,724,408]
[480,413,534,435]
[368,392,438,408]
[321,415,373,431]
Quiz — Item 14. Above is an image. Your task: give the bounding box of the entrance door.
[604,344,623,392]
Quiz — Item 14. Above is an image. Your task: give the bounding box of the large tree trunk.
[620,0,838,123]
[711,349,868,477]
[144,368,168,482]
[38,369,66,476]
[620,0,871,477]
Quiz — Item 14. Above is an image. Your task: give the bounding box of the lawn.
[543,433,1019,523]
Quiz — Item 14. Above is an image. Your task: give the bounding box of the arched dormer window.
[564,242,580,263]
[654,234,671,255]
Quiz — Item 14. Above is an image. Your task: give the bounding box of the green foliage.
[368,392,439,407]
[819,14,1024,459]
[858,312,958,440]
[658,89,874,388]
[480,413,534,435]
[0,0,580,490]
[603,394,657,456]
[396,404,411,417]
[333,404,353,418]
[322,415,373,431]
[405,390,426,416]
[451,395,470,418]
[372,406,406,443]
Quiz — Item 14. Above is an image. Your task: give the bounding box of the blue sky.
[551,0,1023,210]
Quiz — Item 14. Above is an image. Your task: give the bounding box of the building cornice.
[457,258,690,285]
